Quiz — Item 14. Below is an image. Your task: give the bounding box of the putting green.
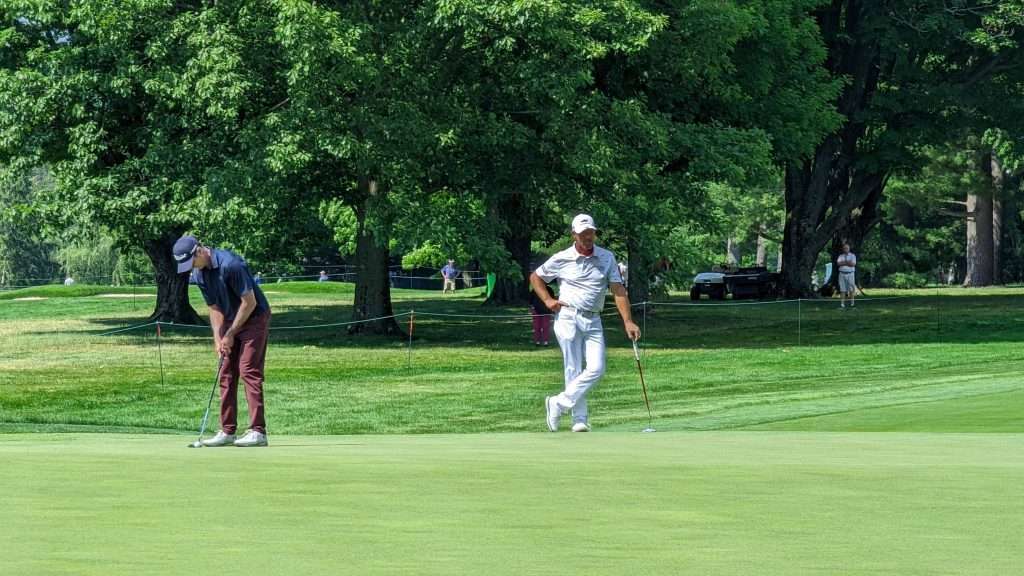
[2,432,1021,575]
[747,389,1024,432]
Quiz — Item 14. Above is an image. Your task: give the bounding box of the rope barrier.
[412,311,553,319]
[640,295,918,308]
[96,321,158,337]
[643,299,802,307]
[99,314,415,336]
[269,312,412,331]
[92,294,950,338]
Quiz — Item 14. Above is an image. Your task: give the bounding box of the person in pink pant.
[529,283,554,346]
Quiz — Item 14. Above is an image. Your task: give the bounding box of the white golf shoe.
[571,422,591,433]
[234,429,268,447]
[545,396,561,432]
[200,430,235,447]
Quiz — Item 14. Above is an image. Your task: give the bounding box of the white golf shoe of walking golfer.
[571,422,591,432]
[234,429,268,447]
[545,396,561,432]
[200,430,235,447]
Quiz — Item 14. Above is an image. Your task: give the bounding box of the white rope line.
[412,311,552,319]
[97,321,158,337]
[640,299,801,307]
[100,313,415,336]
[94,295,945,337]
[156,321,209,329]
[640,295,923,308]
[270,312,411,330]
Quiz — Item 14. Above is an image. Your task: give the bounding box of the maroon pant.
[219,312,270,434]
[531,306,551,343]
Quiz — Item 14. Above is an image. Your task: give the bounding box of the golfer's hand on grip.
[218,333,234,357]
[624,321,641,342]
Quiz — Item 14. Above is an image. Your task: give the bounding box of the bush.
[880,272,928,289]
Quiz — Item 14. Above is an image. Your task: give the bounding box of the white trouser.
[552,308,605,424]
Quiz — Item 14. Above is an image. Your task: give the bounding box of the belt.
[840,270,855,274]
[563,305,599,318]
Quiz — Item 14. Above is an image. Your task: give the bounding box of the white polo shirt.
[838,253,857,273]
[535,244,623,313]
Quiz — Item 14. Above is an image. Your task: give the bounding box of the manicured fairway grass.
[747,388,1024,432]
[1,432,1021,576]
[3,286,1024,574]
[2,283,1024,433]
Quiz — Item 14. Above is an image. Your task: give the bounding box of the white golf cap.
[571,214,597,234]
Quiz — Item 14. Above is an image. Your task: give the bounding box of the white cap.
[571,214,597,234]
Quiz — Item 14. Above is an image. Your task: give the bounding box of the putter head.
[188,441,203,448]
[642,427,656,433]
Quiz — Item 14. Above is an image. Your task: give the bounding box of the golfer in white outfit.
[837,243,857,309]
[530,214,641,432]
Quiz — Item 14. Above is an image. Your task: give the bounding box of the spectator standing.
[529,283,554,346]
[441,259,459,294]
[837,243,858,309]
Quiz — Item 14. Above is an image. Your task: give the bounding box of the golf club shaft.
[196,356,224,442]
[632,340,653,427]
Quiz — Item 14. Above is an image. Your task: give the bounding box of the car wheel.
[690,286,701,301]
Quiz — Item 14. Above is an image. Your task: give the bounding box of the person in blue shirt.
[173,235,272,447]
[441,259,459,294]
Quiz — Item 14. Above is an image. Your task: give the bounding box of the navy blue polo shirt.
[192,248,270,322]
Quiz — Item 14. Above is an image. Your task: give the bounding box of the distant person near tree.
[63,275,75,287]
[318,270,329,282]
[837,243,857,309]
[441,259,459,294]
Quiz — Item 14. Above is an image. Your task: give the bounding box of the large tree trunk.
[991,152,1004,284]
[963,190,994,286]
[963,151,999,287]
[349,178,402,336]
[726,237,741,267]
[485,192,532,305]
[626,236,651,304]
[755,228,767,267]
[144,233,203,324]
[780,203,821,297]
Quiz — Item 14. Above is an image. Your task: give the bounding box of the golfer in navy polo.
[174,235,271,447]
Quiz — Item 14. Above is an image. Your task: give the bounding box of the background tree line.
[2,1,1023,330]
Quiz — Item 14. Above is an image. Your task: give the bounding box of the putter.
[631,339,655,433]
[188,355,224,448]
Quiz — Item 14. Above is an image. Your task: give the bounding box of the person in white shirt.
[63,276,74,286]
[837,243,857,309]
[530,214,641,432]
